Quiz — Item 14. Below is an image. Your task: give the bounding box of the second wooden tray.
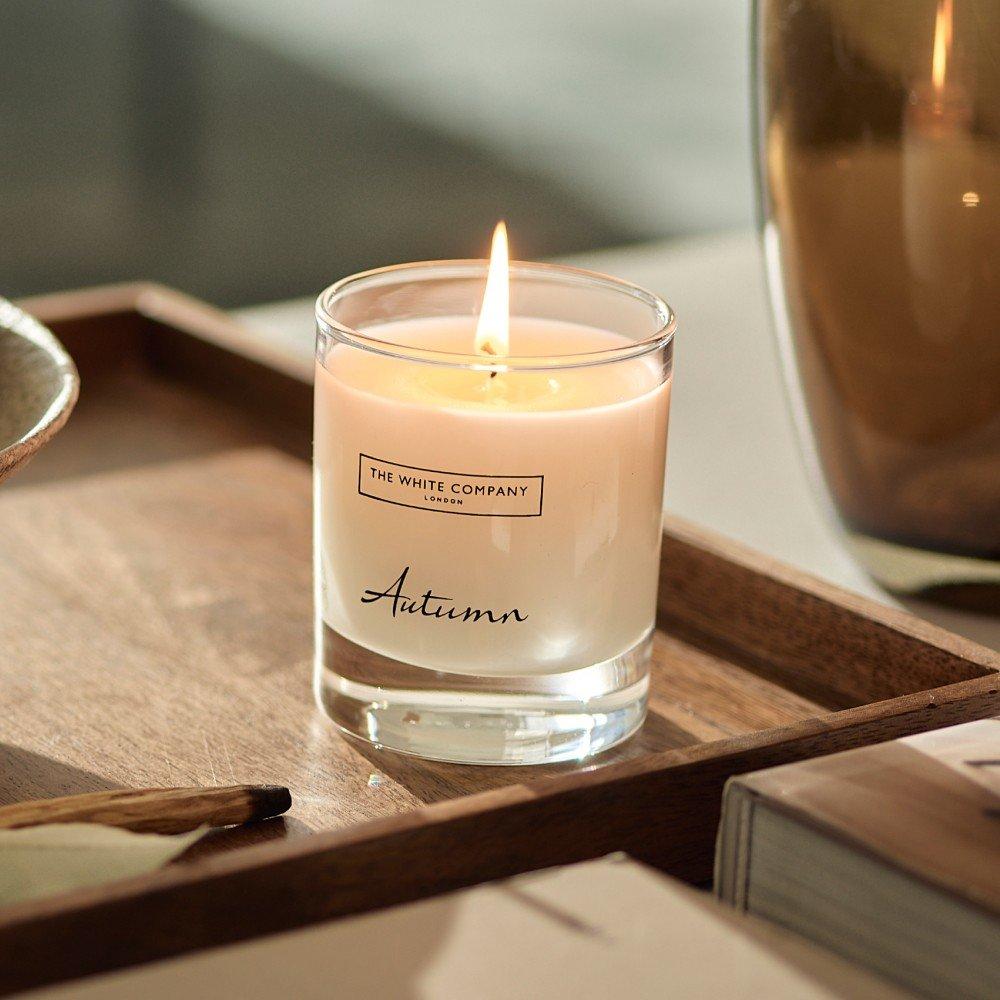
[1,284,997,995]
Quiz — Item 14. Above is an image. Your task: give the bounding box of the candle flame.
[931,0,953,93]
[475,221,509,359]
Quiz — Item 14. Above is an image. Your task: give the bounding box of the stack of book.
[716,718,1000,999]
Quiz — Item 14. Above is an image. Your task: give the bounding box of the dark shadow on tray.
[0,744,124,806]
[177,814,315,863]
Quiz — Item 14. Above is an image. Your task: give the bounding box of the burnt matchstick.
[0,785,292,835]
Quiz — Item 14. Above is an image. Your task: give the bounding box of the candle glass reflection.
[314,261,674,764]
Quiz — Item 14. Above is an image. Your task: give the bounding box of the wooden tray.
[2,284,998,995]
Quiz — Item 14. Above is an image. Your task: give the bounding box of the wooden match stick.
[0,785,292,835]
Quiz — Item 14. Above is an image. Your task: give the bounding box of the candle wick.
[482,341,500,379]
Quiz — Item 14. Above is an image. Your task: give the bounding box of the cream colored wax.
[314,316,670,676]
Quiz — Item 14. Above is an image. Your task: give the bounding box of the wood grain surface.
[0,286,996,994]
[0,448,837,840]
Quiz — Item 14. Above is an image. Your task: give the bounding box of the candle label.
[358,454,544,517]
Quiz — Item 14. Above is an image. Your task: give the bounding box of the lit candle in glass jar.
[314,224,675,764]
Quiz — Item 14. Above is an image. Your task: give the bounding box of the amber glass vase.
[754,0,1000,611]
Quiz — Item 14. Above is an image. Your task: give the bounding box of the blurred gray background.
[4,0,751,307]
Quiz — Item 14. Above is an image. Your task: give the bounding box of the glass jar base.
[315,626,651,765]
[845,531,1000,614]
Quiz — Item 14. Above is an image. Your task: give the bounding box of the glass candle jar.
[314,260,675,764]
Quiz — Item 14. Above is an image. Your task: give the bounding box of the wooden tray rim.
[2,670,996,923]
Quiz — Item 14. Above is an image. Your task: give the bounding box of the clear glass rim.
[315,259,675,372]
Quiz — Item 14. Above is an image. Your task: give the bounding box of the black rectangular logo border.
[357,453,544,517]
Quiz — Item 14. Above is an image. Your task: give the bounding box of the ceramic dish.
[0,298,79,484]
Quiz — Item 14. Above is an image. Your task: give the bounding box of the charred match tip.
[249,785,293,820]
